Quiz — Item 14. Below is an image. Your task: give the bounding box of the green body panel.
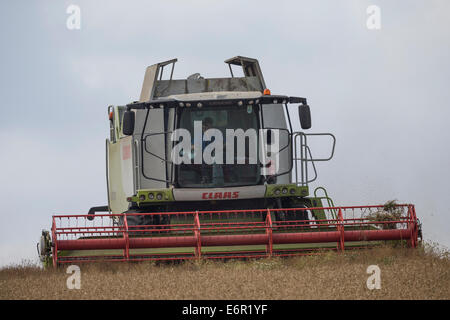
[265,184,308,198]
[130,184,309,206]
[59,241,380,260]
[132,188,175,205]
[306,197,327,220]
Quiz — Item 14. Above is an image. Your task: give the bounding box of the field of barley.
[0,243,448,300]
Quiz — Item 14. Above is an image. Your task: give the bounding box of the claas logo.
[202,191,239,200]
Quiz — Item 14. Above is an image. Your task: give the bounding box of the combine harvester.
[38,57,421,267]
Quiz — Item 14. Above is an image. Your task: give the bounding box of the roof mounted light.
[263,88,271,95]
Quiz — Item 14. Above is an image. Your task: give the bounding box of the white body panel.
[173,185,266,201]
[108,135,134,214]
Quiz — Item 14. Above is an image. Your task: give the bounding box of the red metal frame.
[51,204,419,266]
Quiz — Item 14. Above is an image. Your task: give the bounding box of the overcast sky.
[0,0,449,266]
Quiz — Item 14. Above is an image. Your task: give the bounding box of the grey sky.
[0,0,449,266]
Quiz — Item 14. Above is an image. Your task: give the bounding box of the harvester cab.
[103,56,335,222]
[38,57,420,266]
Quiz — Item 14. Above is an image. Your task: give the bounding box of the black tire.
[119,210,146,235]
[121,209,171,234]
[295,204,310,225]
[274,203,309,220]
[120,209,143,226]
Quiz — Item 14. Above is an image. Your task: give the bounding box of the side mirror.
[123,110,135,135]
[298,104,311,129]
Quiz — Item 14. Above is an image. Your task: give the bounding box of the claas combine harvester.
[38,57,421,267]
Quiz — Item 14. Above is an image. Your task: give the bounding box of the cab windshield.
[176,104,261,188]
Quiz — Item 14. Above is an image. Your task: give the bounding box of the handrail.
[314,187,337,219]
[292,132,336,186]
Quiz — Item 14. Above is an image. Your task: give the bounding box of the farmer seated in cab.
[191,117,215,184]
